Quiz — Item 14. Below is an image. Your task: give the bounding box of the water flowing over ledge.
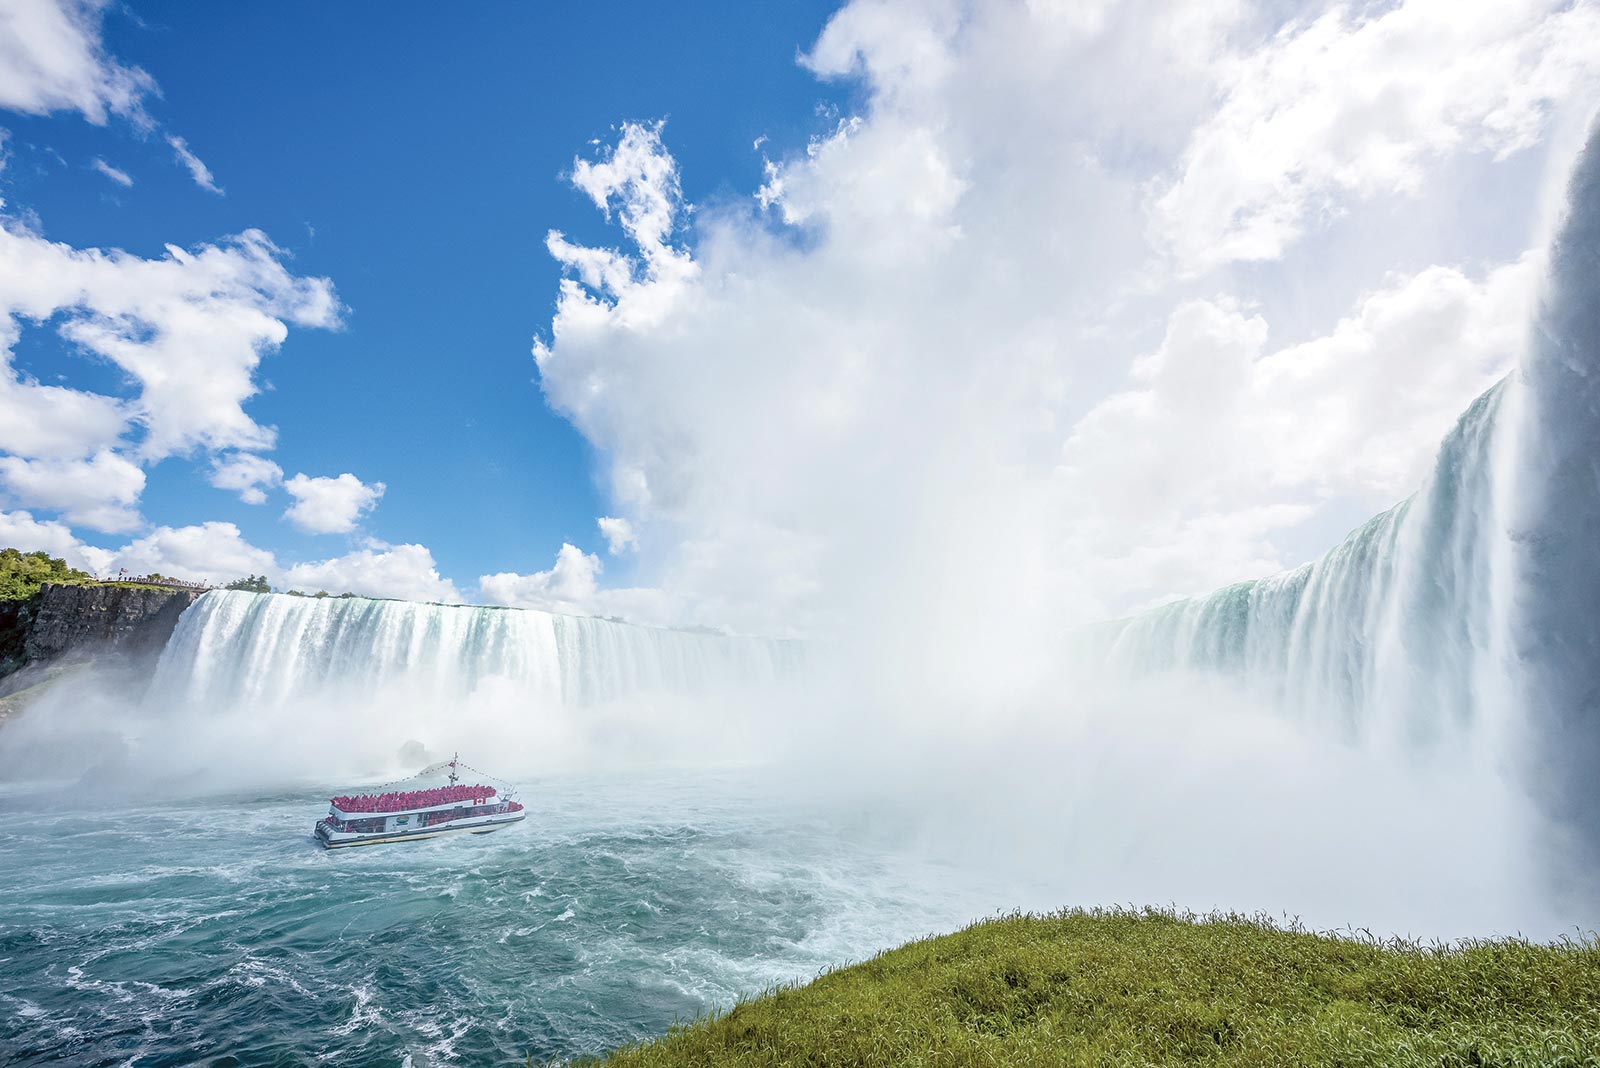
[1102,118,1600,848]
[1101,380,1512,748]
[150,591,803,712]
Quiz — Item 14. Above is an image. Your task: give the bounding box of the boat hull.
[316,810,525,849]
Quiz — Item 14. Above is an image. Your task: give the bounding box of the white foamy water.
[152,591,803,713]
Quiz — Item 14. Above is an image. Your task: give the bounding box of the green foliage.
[588,908,1600,1068]
[0,548,94,677]
[0,548,92,602]
[225,574,272,593]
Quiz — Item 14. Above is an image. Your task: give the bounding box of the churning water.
[0,772,1032,1067]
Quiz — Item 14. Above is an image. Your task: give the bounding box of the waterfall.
[1102,381,1513,748]
[1104,118,1600,844]
[1509,114,1600,843]
[150,590,802,714]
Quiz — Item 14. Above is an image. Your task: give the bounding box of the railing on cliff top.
[99,577,218,592]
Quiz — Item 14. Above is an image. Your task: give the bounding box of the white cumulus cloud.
[1055,254,1536,607]
[0,222,341,461]
[0,0,154,125]
[107,520,277,584]
[0,508,112,572]
[480,543,673,622]
[0,352,127,460]
[1153,0,1600,271]
[280,543,460,603]
[480,543,602,614]
[0,449,145,533]
[209,453,284,505]
[0,217,340,534]
[597,516,637,554]
[282,473,385,534]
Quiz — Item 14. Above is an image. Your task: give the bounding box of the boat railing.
[328,783,497,814]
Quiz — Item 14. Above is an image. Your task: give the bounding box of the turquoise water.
[0,772,1005,1066]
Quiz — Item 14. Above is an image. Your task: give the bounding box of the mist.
[4,563,1589,944]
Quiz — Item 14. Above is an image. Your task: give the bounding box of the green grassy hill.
[591,908,1600,1068]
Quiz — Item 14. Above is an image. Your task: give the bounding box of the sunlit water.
[0,771,1017,1067]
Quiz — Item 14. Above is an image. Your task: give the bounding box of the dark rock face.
[22,584,203,665]
[0,599,28,673]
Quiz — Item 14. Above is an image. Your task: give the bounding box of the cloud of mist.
[0,653,804,800]
[794,673,1573,939]
[512,0,1600,936]
[6,591,1582,940]
[524,0,1598,645]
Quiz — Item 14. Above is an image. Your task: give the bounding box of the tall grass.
[583,906,1600,1067]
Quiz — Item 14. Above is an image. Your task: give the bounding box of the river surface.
[0,770,1016,1067]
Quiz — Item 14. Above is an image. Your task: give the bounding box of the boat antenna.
[448,752,459,787]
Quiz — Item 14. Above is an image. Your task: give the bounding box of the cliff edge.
[23,582,203,664]
[0,583,205,723]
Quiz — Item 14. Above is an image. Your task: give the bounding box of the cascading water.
[1104,118,1600,858]
[1509,115,1600,848]
[150,590,803,714]
[1102,380,1513,749]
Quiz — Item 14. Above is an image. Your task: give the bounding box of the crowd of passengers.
[331,784,496,813]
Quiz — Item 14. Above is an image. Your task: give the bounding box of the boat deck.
[315,759,525,849]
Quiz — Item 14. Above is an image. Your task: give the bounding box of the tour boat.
[314,755,525,849]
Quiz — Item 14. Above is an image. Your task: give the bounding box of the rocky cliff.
[0,584,203,725]
[23,583,203,663]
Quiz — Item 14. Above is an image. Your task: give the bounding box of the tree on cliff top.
[225,575,272,593]
[0,549,93,602]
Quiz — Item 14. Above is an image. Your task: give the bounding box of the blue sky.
[1,0,1597,633]
[0,1,848,590]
